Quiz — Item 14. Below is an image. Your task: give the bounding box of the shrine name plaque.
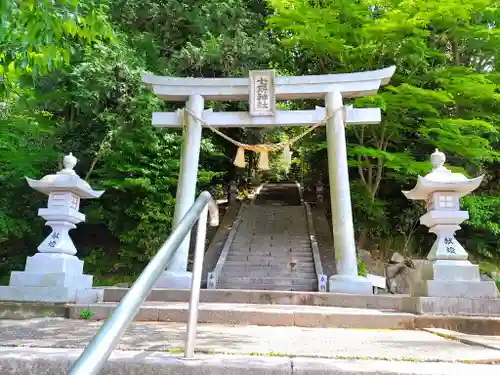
[249,70,276,117]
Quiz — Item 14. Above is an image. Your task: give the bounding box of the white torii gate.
[142,66,395,294]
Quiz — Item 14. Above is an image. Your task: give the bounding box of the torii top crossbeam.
[142,66,396,128]
[142,66,395,101]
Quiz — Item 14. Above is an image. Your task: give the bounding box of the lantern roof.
[402,149,483,200]
[26,153,104,199]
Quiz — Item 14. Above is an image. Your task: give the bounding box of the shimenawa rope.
[182,106,345,170]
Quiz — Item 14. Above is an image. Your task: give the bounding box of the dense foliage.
[1,0,499,283]
[268,0,500,266]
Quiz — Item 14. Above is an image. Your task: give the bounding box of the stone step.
[229,252,313,258]
[239,220,307,224]
[222,266,315,275]
[222,261,316,272]
[104,288,389,306]
[231,232,308,236]
[224,253,311,259]
[236,218,306,222]
[215,283,315,291]
[226,253,314,262]
[220,269,317,278]
[68,302,415,329]
[232,244,312,248]
[219,276,317,282]
[217,276,317,287]
[216,277,318,292]
[227,251,313,258]
[226,254,314,262]
[235,226,308,230]
[224,262,315,270]
[215,283,316,292]
[231,241,311,246]
[232,234,309,238]
[232,237,310,242]
[221,271,317,279]
[228,250,312,255]
[232,246,312,250]
[223,263,315,271]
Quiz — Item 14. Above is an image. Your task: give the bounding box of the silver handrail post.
[68,192,216,375]
[184,205,208,358]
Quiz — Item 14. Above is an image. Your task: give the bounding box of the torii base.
[154,270,193,289]
[329,274,373,295]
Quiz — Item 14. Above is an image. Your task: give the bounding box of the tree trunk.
[452,38,460,66]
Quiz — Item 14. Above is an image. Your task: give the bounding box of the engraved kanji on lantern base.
[402,149,497,299]
[0,153,104,304]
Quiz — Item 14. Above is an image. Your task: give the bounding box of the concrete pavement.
[1,318,499,374]
[1,347,499,375]
[0,318,499,362]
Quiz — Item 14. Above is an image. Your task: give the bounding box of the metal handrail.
[68,191,219,375]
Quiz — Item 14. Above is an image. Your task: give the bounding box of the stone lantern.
[228,180,238,204]
[315,181,324,204]
[0,153,104,303]
[402,149,497,298]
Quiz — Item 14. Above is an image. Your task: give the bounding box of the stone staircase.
[214,183,318,291]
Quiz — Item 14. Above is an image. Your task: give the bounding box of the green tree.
[1,0,274,282]
[0,0,113,94]
[267,0,500,257]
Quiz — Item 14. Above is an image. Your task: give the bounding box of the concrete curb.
[100,288,500,317]
[67,301,500,333]
[68,303,416,329]
[423,328,500,351]
[202,202,241,286]
[304,202,327,292]
[0,347,499,375]
[0,302,67,320]
[208,203,248,289]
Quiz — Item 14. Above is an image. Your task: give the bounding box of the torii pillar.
[142,67,395,293]
[157,94,204,288]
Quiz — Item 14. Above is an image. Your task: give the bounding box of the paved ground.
[1,318,499,363]
[2,347,499,375]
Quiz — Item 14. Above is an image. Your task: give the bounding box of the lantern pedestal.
[0,153,104,304]
[413,260,498,299]
[412,213,498,298]
[0,253,101,303]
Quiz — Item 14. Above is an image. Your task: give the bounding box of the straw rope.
[181,106,346,169]
[183,106,346,152]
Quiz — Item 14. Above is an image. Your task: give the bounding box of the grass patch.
[79,308,95,320]
[167,347,185,354]
[159,348,500,365]
[92,274,137,287]
[358,260,367,277]
[246,351,288,357]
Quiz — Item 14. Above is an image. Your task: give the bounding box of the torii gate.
[142,66,395,294]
